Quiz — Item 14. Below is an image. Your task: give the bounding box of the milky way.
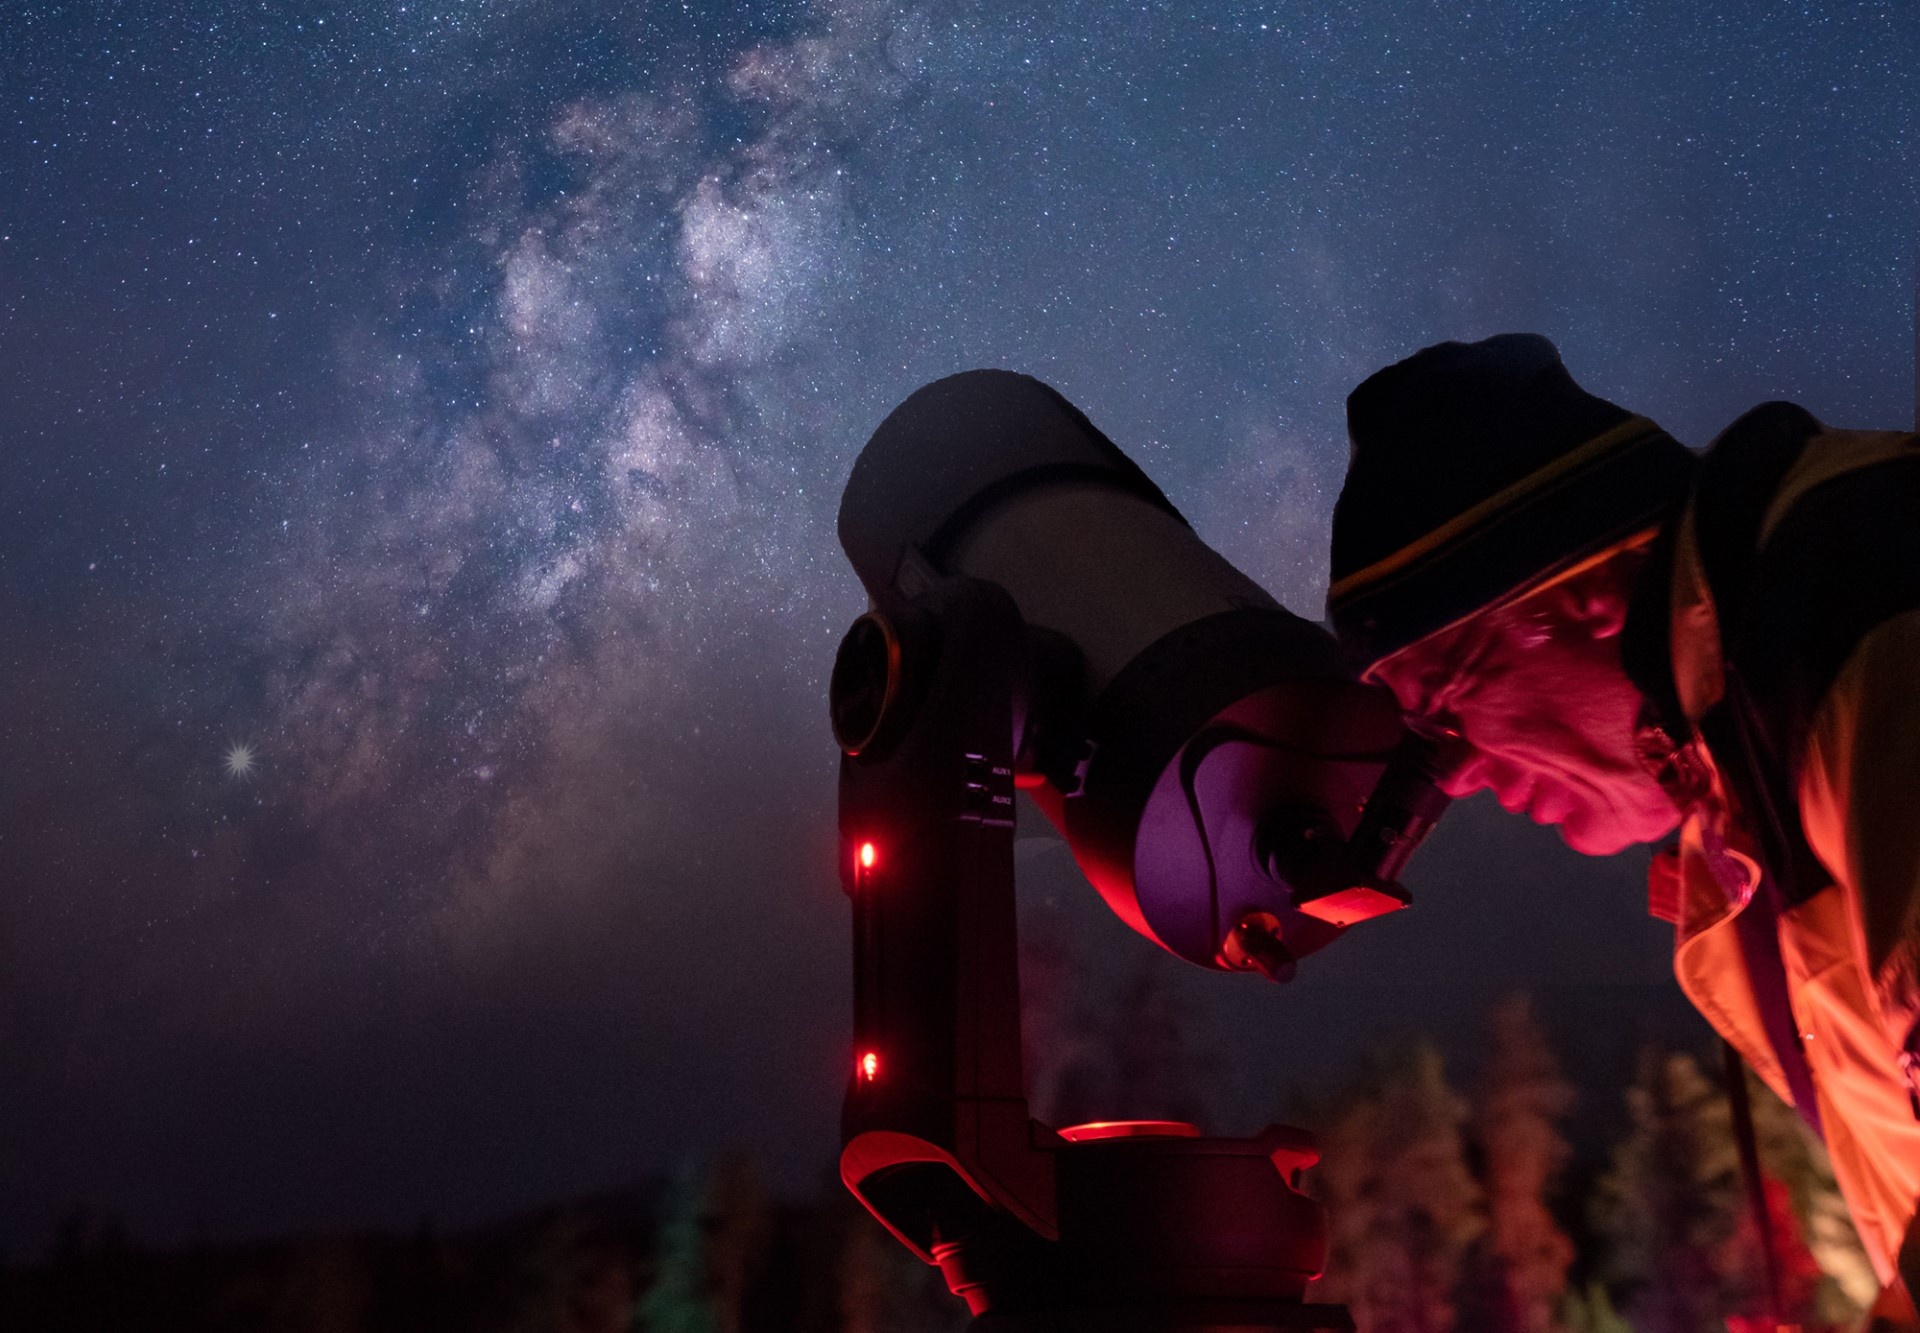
[2,1,1915,1249]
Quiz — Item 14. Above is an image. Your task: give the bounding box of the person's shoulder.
[1712,404,1920,761]
[1705,400,1824,457]
[1693,399,1919,589]
[1694,401,1823,533]
[1737,410,1920,571]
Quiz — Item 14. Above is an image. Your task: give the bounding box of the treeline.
[1297,996,1875,1333]
[1020,920,1880,1333]
[0,995,1881,1332]
[0,1169,961,1333]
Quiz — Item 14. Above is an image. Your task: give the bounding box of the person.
[1324,333,1920,1326]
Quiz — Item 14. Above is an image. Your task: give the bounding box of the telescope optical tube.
[838,371,1407,972]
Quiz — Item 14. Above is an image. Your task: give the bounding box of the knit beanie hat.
[1327,333,1698,671]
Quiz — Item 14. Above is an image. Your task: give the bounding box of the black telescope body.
[838,370,1432,974]
[830,370,1453,1330]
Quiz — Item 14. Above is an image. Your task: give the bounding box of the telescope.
[828,371,1456,1330]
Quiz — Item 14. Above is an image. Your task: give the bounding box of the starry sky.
[2,1,1916,1255]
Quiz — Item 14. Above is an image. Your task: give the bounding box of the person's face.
[1369,561,1681,856]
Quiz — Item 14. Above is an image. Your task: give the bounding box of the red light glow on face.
[858,841,876,870]
[859,1050,879,1082]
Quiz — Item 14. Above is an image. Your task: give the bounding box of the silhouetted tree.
[1308,1043,1485,1333]
[1559,1281,1632,1333]
[1592,1048,1869,1333]
[636,1164,719,1333]
[1467,994,1576,1333]
[1590,1049,1747,1333]
[1744,1066,1874,1325]
[701,1155,771,1333]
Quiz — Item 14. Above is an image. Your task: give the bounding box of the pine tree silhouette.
[636,1163,717,1333]
[1307,1043,1485,1333]
[636,1157,773,1333]
[1559,1280,1632,1333]
[1743,1067,1874,1325]
[704,1155,772,1333]
[1592,1048,1871,1333]
[1468,994,1576,1333]
[1590,1049,1747,1333]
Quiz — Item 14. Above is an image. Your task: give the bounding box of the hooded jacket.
[1620,400,1920,1300]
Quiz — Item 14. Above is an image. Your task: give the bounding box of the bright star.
[223,740,259,781]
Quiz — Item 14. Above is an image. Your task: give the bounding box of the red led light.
[858,841,876,870]
[859,1050,879,1082]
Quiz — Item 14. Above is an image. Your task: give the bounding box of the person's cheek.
[1558,803,1631,856]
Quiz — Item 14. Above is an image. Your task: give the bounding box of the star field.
[1,0,1915,1251]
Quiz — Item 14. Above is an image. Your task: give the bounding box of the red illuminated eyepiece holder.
[832,577,1351,1332]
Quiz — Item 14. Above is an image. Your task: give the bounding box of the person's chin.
[1525,774,1674,855]
[1553,803,1652,856]
[1531,789,1600,852]
[1557,822,1635,856]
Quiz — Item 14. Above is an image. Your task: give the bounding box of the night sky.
[3,1,1916,1257]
